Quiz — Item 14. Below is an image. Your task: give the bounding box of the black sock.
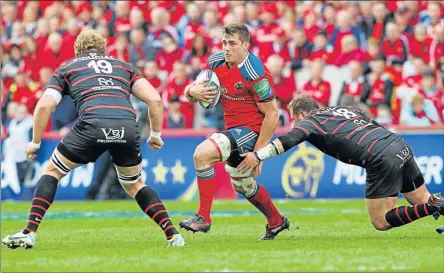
[23,175,59,234]
[135,186,178,239]
[385,203,438,228]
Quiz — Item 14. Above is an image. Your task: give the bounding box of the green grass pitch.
[1,199,443,272]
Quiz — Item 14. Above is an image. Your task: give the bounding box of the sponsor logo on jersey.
[98,127,126,143]
[221,87,228,94]
[281,143,324,198]
[396,145,411,163]
[253,78,271,100]
[234,82,245,91]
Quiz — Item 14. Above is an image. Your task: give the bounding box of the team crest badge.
[234,82,245,90]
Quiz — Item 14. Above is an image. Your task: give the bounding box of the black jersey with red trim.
[278,106,397,167]
[47,53,144,119]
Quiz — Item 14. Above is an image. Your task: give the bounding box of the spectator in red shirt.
[156,32,185,75]
[362,55,395,117]
[163,61,194,128]
[403,57,425,89]
[330,10,365,55]
[430,24,444,70]
[339,61,371,105]
[259,27,290,64]
[42,32,67,71]
[369,2,388,41]
[143,61,163,91]
[303,9,320,43]
[9,69,39,114]
[405,1,421,25]
[22,36,41,82]
[335,35,366,67]
[322,4,336,38]
[301,60,331,107]
[266,54,297,106]
[309,31,334,65]
[255,5,279,59]
[114,1,131,35]
[34,19,49,46]
[107,34,129,63]
[382,22,409,66]
[62,18,80,60]
[157,1,185,25]
[175,3,204,50]
[146,7,179,58]
[409,23,433,64]
[419,67,444,119]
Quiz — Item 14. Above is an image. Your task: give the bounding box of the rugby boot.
[167,234,185,247]
[260,216,290,240]
[427,193,444,220]
[179,214,211,233]
[2,230,35,249]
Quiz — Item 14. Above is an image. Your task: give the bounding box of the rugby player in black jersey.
[238,94,443,232]
[2,30,185,249]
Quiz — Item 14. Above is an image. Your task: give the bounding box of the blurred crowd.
[1,0,444,140]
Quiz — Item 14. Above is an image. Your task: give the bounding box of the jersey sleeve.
[46,69,68,95]
[251,74,276,102]
[278,119,320,151]
[130,68,144,88]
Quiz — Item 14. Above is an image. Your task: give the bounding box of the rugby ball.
[195,69,221,109]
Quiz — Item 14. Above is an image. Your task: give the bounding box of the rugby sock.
[247,184,283,228]
[196,166,217,224]
[23,175,59,234]
[135,186,179,239]
[385,204,439,228]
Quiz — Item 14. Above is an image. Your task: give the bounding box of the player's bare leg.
[115,163,184,247]
[365,184,443,231]
[179,138,221,233]
[2,149,81,249]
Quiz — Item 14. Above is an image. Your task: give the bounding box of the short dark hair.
[288,94,320,115]
[222,23,251,43]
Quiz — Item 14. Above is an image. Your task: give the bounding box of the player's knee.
[46,152,72,180]
[225,165,257,198]
[193,144,208,169]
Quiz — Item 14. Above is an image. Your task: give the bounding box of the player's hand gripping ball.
[189,69,221,109]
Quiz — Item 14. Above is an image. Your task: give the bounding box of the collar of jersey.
[237,51,250,68]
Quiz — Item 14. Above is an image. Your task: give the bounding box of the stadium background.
[1,0,443,201]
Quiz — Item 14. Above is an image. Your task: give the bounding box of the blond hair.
[74,29,107,56]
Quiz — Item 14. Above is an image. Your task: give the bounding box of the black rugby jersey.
[279,106,397,167]
[46,53,144,119]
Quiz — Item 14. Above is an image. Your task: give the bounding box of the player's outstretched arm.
[132,78,164,150]
[26,92,59,159]
[237,127,309,173]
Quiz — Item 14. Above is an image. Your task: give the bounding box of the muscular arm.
[255,127,309,160]
[32,94,58,143]
[132,78,163,132]
[254,99,279,151]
